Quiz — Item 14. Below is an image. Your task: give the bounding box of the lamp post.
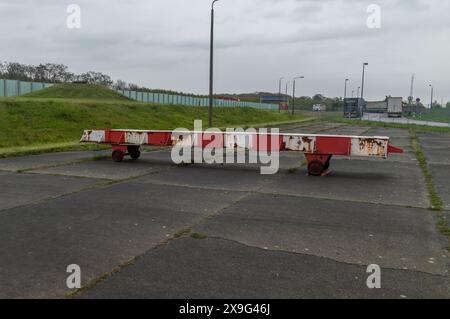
[285,81,290,109]
[292,76,305,116]
[429,84,434,109]
[357,86,360,99]
[360,62,368,119]
[209,0,220,128]
[344,78,349,100]
[278,77,284,113]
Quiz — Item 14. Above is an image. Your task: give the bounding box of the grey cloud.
[0,0,448,101]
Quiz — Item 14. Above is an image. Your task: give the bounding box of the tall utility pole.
[209,0,220,128]
[344,79,349,100]
[278,77,284,113]
[429,84,434,109]
[360,62,368,119]
[357,86,361,99]
[285,81,290,108]
[409,74,415,104]
[292,76,305,116]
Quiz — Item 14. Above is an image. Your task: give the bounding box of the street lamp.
[285,81,290,107]
[360,62,368,119]
[209,0,220,128]
[357,86,361,99]
[344,78,349,100]
[429,84,434,109]
[278,77,284,113]
[292,76,305,115]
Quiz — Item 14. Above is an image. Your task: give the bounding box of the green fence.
[117,90,279,110]
[0,79,279,111]
[0,79,53,97]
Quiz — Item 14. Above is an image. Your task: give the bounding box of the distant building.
[313,104,326,112]
[260,94,289,111]
[259,94,287,104]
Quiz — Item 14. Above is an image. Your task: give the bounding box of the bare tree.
[113,79,128,90]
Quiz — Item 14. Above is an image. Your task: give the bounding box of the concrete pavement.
[0,123,448,298]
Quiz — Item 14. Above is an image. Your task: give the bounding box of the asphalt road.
[0,123,449,299]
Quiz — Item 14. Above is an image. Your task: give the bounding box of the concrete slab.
[135,165,280,191]
[80,237,450,299]
[195,193,448,275]
[320,126,373,136]
[31,151,175,180]
[417,133,450,164]
[0,182,244,298]
[429,164,450,211]
[0,150,109,172]
[0,171,103,211]
[279,122,343,134]
[421,148,450,165]
[417,132,450,141]
[366,127,411,138]
[259,158,429,208]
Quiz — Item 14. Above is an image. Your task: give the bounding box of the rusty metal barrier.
[81,129,403,176]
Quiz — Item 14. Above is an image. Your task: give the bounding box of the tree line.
[0,61,126,88]
[0,61,207,97]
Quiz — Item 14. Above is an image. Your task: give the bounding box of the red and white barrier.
[80,129,403,176]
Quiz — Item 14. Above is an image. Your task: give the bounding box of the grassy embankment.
[0,84,306,157]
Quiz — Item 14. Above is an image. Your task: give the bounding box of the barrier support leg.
[305,154,332,176]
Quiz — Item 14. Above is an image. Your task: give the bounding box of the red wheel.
[112,150,124,163]
[308,160,325,176]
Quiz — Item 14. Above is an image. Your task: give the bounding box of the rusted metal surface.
[80,130,105,143]
[125,131,148,145]
[283,135,316,153]
[351,137,389,157]
[80,128,403,176]
[171,133,194,147]
[225,133,253,150]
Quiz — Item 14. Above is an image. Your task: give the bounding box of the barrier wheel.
[127,146,141,160]
[308,160,324,176]
[112,150,125,163]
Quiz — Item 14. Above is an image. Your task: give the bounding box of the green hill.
[0,98,304,155]
[23,83,129,100]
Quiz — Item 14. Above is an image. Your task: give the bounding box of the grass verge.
[0,98,306,157]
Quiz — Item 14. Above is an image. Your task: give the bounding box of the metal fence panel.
[111,87,279,110]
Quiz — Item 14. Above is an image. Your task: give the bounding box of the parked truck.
[365,101,388,113]
[343,98,364,118]
[387,97,403,118]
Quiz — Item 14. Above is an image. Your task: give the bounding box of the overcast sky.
[1,0,449,102]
